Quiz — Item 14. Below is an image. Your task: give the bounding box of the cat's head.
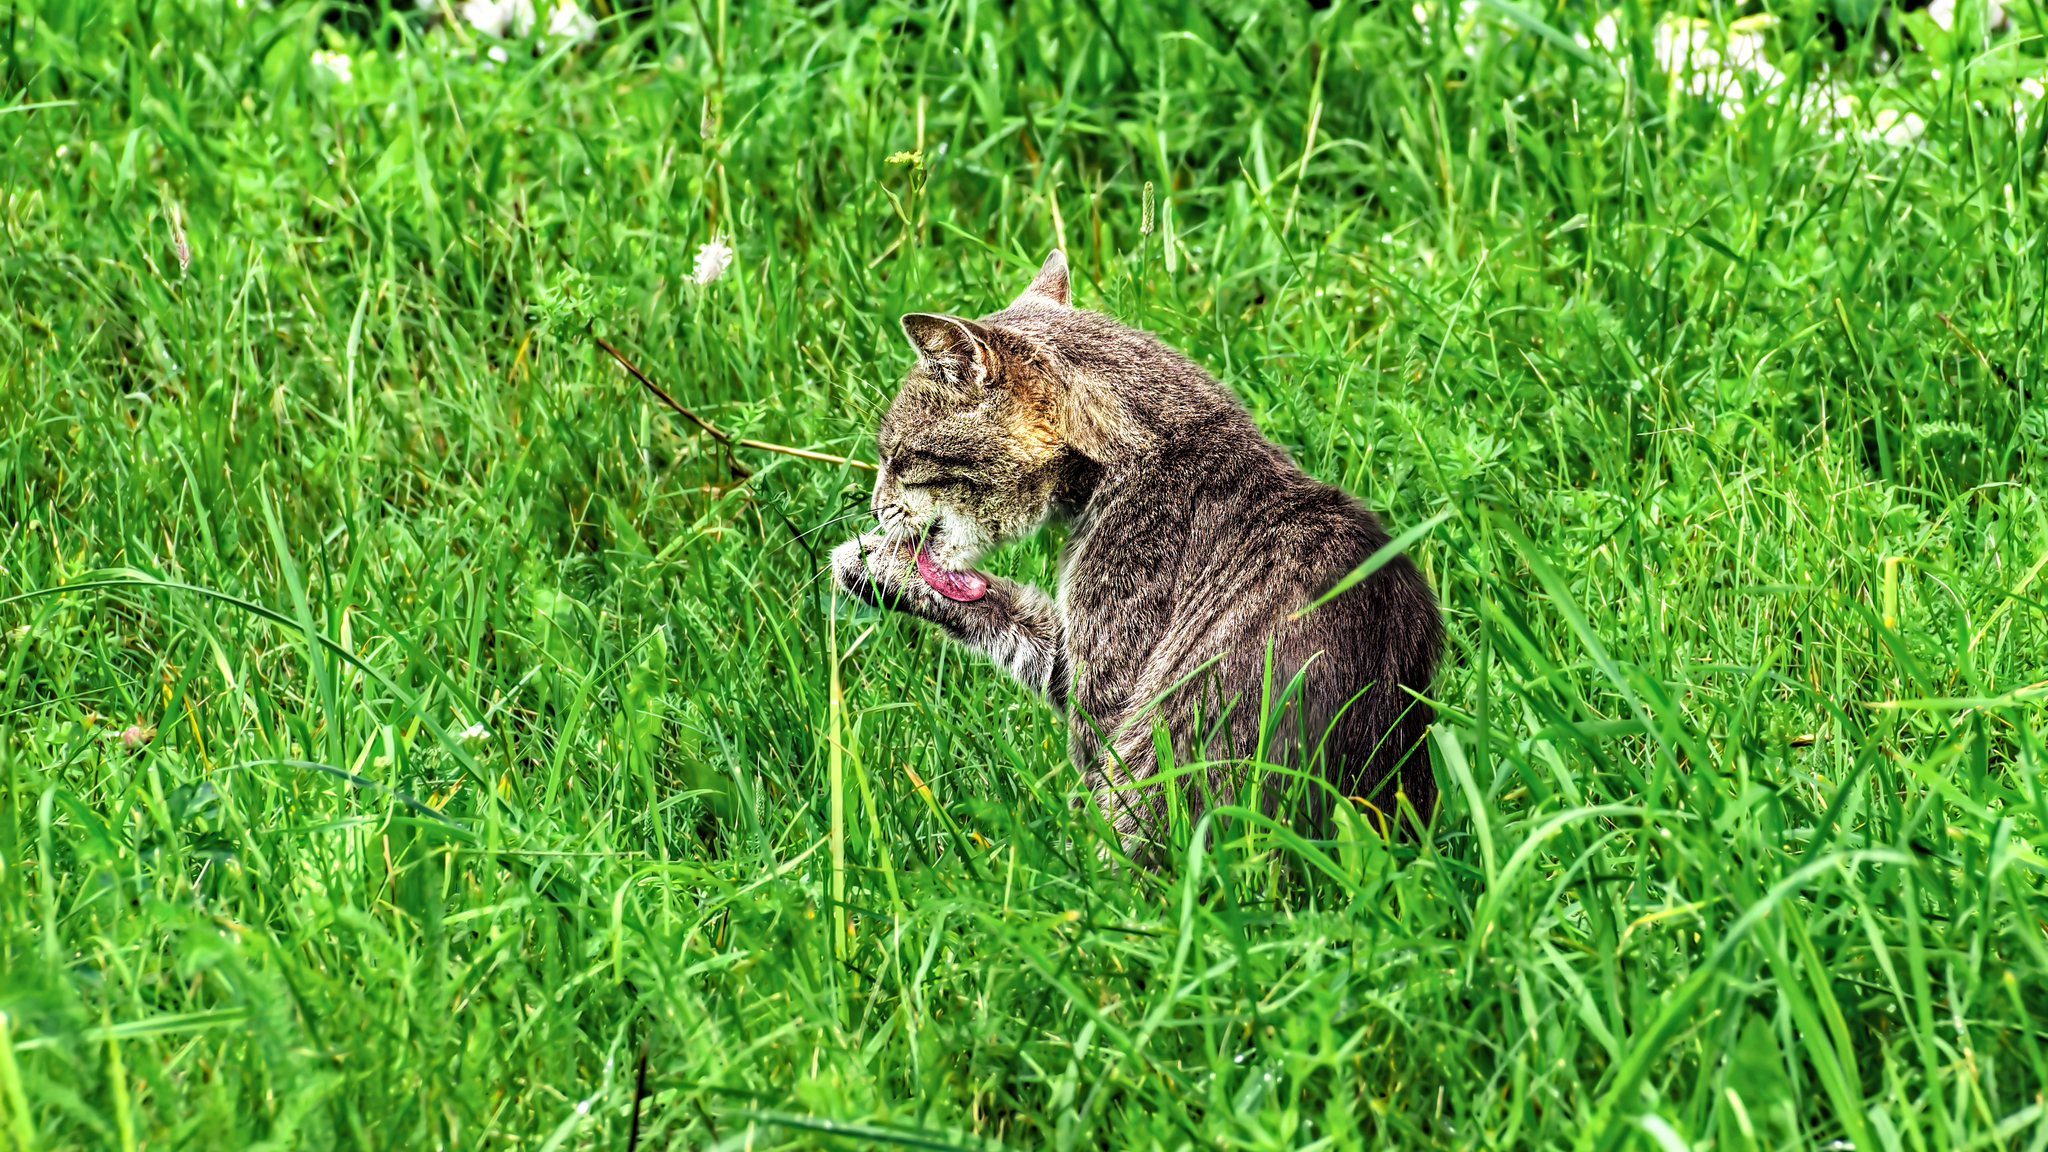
[868,251,1087,585]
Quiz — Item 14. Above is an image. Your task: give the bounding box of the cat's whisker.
[772,508,876,561]
[873,526,904,573]
[792,508,873,544]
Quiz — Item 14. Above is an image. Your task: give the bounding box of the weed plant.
[3,0,2048,1147]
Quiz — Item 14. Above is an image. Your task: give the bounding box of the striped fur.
[832,251,1443,861]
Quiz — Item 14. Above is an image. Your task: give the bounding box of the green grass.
[3,0,2048,1146]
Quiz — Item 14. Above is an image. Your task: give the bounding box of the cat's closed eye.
[895,449,976,487]
[905,449,976,469]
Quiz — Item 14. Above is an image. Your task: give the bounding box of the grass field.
[4,0,2048,1146]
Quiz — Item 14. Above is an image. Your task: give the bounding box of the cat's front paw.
[832,533,917,608]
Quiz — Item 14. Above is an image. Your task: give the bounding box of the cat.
[831,251,1442,861]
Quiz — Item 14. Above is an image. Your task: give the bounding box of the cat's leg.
[1085,735,1170,867]
[832,533,1066,703]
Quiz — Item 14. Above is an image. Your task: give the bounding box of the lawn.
[3,0,2046,1147]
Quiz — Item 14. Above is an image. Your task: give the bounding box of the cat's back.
[996,298,1432,669]
[1137,419,1403,652]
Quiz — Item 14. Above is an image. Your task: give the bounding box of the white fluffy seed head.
[692,238,733,285]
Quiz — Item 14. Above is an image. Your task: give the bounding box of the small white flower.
[456,722,492,743]
[2017,78,2046,133]
[1653,17,1706,75]
[1722,25,1775,74]
[487,44,509,64]
[692,237,733,285]
[462,0,534,38]
[1805,85,1857,122]
[548,0,597,42]
[1921,0,2011,33]
[1593,12,1619,51]
[311,49,354,84]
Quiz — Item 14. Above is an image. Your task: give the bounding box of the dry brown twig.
[591,331,876,476]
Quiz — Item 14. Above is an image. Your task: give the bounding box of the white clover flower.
[1593,12,1620,52]
[1722,24,1775,74]
[2019,78,2046,133]
[1805,85,1857,122]
[1654,15,1783,119]
[548,0,597,42]
[463,0,534,38]
[1652,17,1705,74]
[1788,83,1858,138]
[1870,109,1926,147]
[311,50,354,84]
[692,237,733,285]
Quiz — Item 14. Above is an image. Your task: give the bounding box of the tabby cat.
[832,251,1442,859]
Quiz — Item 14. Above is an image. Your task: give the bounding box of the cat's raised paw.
[831,533,915,607]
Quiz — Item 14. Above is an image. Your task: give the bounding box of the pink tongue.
[915,544,989,602]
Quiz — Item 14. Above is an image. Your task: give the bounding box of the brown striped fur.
[833,251,1443,860]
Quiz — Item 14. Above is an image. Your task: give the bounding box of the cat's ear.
[901,313,995,388]
[1012,249,1070,308]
